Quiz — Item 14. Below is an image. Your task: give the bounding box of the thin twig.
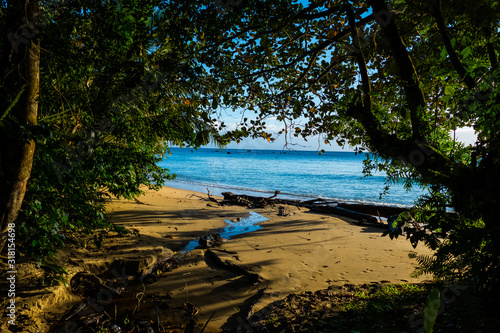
[200,311,217,333]
[206,187,220,205]
[133,281,146,314]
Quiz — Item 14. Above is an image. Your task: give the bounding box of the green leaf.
[460,46,472,59]
[440,46,448,61]
[434,68,449,80]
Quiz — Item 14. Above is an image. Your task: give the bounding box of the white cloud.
[450,127,477,146]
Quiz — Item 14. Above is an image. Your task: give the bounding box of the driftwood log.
[222,192,302,208]
[221,192,409,229]
[336,203,407,218]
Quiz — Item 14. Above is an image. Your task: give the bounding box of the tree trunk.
[0,0,40,255]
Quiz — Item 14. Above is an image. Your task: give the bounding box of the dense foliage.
[1,0,228,268]
[2,0,500,317]
[182,0,500,302]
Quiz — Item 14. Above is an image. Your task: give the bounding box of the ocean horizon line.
[167,146,360,154]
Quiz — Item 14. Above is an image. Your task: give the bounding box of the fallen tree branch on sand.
[221,192,408,229]
[187,188,222,206]
[206,188,221,205]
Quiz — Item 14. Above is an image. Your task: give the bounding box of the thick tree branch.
[433,1,476,89]
[368,0,428,140]
[0,0,40,254]
[346,4,372,118]
[341,1,468,190]
[483,27,498,68]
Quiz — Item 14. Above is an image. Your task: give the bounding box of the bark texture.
[0,0,40,254]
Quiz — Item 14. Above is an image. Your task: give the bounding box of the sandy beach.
[3,185,433,332]
[101,186,432,332]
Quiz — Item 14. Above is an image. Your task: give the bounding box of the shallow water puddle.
[178,211,268,254]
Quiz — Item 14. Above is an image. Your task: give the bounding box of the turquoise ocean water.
[158,148,425,207]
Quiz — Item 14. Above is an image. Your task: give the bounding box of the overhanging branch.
[346,4,372,119]
[233,38,334,81]
[433,1,476,89]
[368,0,428,140]
[483,27,498,68]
